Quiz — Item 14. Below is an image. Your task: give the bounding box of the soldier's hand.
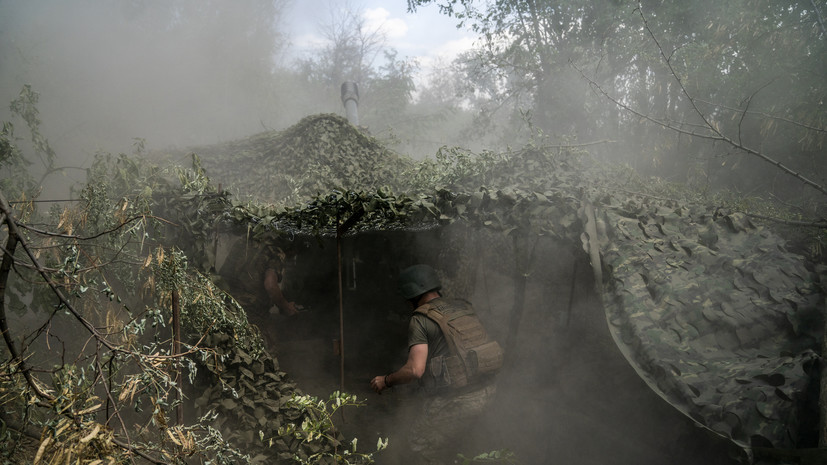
[284,302,299,316]
[369,375,387,394]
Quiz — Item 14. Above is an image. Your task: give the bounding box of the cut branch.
[0,226,54,401]
[0,190,120,353]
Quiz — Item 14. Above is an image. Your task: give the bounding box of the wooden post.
[564,259,578,328]
[333,205,364,398]
[336,229,345,395]
[581,199,603,290]
[505,232,528,360]
[172,288,184,425]
[820,296,827,447]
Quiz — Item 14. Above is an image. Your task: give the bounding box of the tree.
[0,91,382,464]
[408,0,627,138]
[292,3,426,152]
[411,0,827,212]
[293,1,388,104]
[571,0,827,209]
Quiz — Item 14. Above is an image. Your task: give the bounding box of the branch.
[93,349,142,465]
[1,241,158,463]
[16,214,174,240]
[631,1,827,197]
[536,139,615,149]
[0,217,54,401]
[736,80,777,146]
[571,63,827,197]
[0,241,139,278]
[111,437,165,464]
[0,190,120,353]
[635,2,719,135]
[694,97,827,134]
[743,213,827,228]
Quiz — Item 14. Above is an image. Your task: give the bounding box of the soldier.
[218,237,300,324]
[370,264,501,464]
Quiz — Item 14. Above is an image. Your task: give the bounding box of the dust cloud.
[0,2,746,463]
[259,226,740,465]
[0,0,319,196]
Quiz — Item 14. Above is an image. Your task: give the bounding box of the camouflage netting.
[165,114,414,205]
[152,112,824,459]
[192,331,352,464]
[593,196,824,451]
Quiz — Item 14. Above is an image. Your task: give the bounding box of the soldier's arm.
[263,267,297,315]
[370,343,427,393]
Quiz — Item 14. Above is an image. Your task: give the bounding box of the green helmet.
[398,264,442,299]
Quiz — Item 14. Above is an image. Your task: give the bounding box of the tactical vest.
[415,299,504,389]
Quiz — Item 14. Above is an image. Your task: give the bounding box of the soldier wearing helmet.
[370,264,499,464]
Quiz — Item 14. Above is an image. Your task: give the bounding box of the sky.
[0,0,483,183]
[282,0,477,86]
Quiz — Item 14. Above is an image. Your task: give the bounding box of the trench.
[221,226,739,464]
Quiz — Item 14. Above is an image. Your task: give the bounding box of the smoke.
[0,0,302,195]
[261,224,739,464]
[0,2,752,462]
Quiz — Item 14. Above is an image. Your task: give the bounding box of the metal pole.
[337,214,346,395]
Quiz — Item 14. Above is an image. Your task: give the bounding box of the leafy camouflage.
[591,197,823,450]
[161,114,413,206]
[192,331,369,464]
[153,115,824,455]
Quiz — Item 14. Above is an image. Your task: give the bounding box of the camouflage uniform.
[407,297,497,464]
[219,238,286,322]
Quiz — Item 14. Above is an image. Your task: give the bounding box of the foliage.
[290,3,421,146]
[8,84,58,183]
[0,102,366,463]
[0,123,36,201]
[2,77,825,463]
[409,0,827,217]
[276,392,387,464]
[159,114,414,208]
[358,50,421,147]
[457,448,520,464]
[408,0,626,141]
[0,85,55,200]
[148,245,263,356]
[0,196,257,463]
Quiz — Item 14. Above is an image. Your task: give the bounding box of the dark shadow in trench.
[252,227,741,465]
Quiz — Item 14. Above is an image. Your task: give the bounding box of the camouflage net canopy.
[592,197,824,451]
[153,112,824,457]
[171,114,414,205]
